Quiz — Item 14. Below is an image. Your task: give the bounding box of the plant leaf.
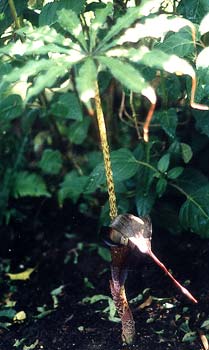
[97,0,162,50]
[67,117,91,145]
[157,154,170,172]
[179,185,209,237]
[199,13,209,36]
[58,170,88,204]
[6,268,35,280]
[13,172,50,198]
[98,56,156,103]
[50,92,83,121]
[0,95,23,120]
[38,149,63,175]
[167,167,184,179]
[57,9,87,51]
[157,108,178,138]
[76,58,97,112]
[181,143,193,163]
[89,2,113,51]
[86,148,138,193]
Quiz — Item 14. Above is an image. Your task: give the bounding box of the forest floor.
[0,202,209,350]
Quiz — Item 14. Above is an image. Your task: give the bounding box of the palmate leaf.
[57,9,87,51]
[98,56,156,104]
[89,2,113,51]
[107,46,195,80]
[75,58,97,112]
[97,0,162,51]
[112,14,194,48]
[179,185,209,238]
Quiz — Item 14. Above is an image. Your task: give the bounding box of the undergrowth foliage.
[0,0,209,237]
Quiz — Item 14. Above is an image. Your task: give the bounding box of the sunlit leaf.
[98,56,156,104]
[97,0,162,50]
[89,2,113,51]
[57,9,87,50]
[13,311,26,322]
[199,13,209,35]
[76,58,97,112]
[6,268,35,280]
[182,332,197,343]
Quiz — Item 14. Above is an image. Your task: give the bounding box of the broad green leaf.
[157,28,194,57]
[39,0,85,26]
[115,14,194,47]
[97,246,111,262]
[181,143,193,163]
[201,319,209,329]
[51,92,83,121]
[97,0,162,50]
[199,13,209,35]
[177,168,208,193]
[0,95,23,120]
[182,332,197,343]
[76,58,97,111]
[67,117,91,145]
[58,170,88,204]
[158,109,178,138]
[0,309,16,319]
[86,148,138,193]
[156,178,167,196]
[57,9,87,51]
[89,2,113,51]
[167,167,184,179]
[177,0,209,24]
[136,186,156,215]
[38,149,62,175]
[157,154,170,172]
[192,109,209,137]
[179,185,209,237]
[13,172,50,198]
[98,56,156,104]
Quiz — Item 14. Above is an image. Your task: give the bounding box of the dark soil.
[0,201,209,350]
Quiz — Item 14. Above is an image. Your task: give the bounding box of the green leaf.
[199,13,209,35]
[89,2,113,51]
[39,0,85,26]
[97,0,162,50]
[0,309,16,319]
[167,167,184,179]
[86,148,138,193]
[97,246,111,262]
[177,168,208,193]
[98,56,156,103]
[0,95,23,120]
[57,9,87,51]
[13,172,50,198]
[50,92,83,121]
[136,186,156,215]
[182,332,197,343]
[156,178,167,196]
[201,319,209,329]
[179,185,209,237]
[177,0,209,24]
[38,149,63,175]
[181,143,193,163]
[157,154,170,172]
[157,28,194,57]
[158,109,178,138]
[0,0,27,35]
[67,117,91,145]
[192,109,209,137]
[115,14,194,48]
[58,170,88,204]
[76,58,97,112]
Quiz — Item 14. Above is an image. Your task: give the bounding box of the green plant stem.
[8,0,21,29]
